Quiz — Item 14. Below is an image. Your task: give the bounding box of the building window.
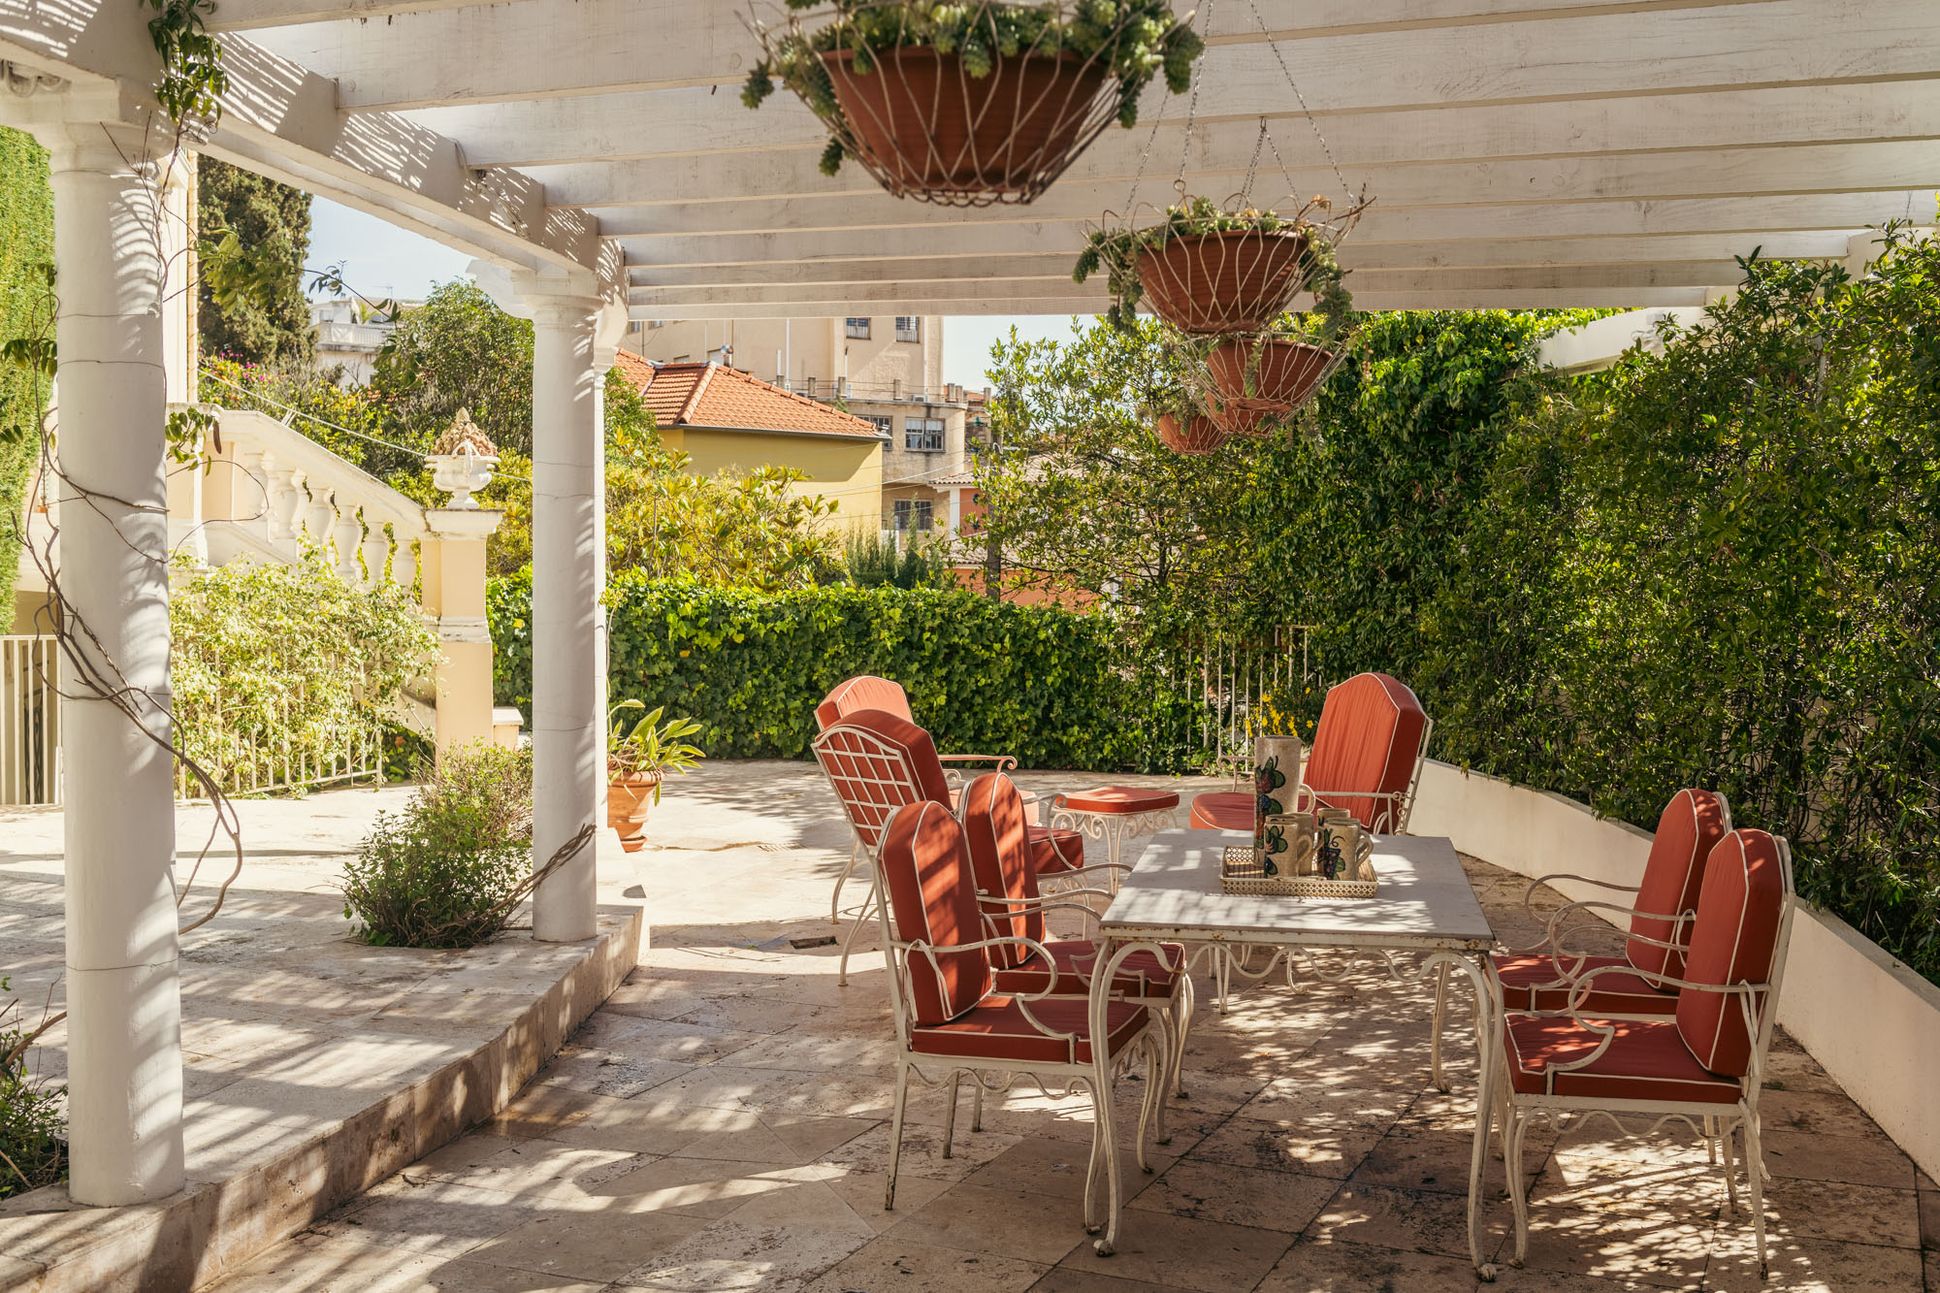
[845,317,872,339]
[863,414,892,437]
[905,417,945,452]
[894,316,921,343]
[894,499,934,532]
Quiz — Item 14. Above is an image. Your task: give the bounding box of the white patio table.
[1082,828,1503,1275]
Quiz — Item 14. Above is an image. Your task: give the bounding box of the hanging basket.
[1208,337,1338,411]
[1138,228,1311,335]
[822,47,1111,204]
[745,3,1206,208]
[1207,399,1280,440]
[1154,411,1229,456]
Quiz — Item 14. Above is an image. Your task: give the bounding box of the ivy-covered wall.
[0,126,53,605]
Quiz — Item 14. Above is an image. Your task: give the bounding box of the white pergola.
[2,0,1935,1210]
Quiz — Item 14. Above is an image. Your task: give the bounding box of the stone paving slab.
[0,792,643,1292]
[179,763,1938,1291]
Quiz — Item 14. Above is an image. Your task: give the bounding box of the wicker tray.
[1221,847,1379,898]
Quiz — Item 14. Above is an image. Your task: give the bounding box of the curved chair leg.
[941,1072,962,1160]
[1745,1112,1769,1276]
[830,841,860,925]
[1505,1105,1531,1267]
[1135,1035,1163,1174]
[971,1080,984,1133]
[1082,1077,1105,1235]
[1705,1113,1718,1165]
[836,873,878,988]
[1430,960,1452,1092]
[1721,1116,1740,1214]
[1171,971,1195,1100]
[885,1062,910,1211]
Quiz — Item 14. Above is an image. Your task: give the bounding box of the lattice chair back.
[1303,672,1433,832]
[959,772,1044,969]
[1676,829,1794,1078]
[875,800,994,1032]
[811,709,953,860]
[1629,789,1733,980]
[815,675,915,731]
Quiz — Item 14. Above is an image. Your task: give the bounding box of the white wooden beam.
[427,75,1940,172]
[632,286,1715,320]
[271,0,1940,116]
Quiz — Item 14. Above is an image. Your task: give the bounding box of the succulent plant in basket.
[1076,192,1353,335]
[606,701,704,853]
[743,1,1204,204]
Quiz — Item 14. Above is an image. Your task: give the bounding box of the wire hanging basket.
[1153,409,1229,456]
[1186,328,1353,438]
[743,2,1206,207]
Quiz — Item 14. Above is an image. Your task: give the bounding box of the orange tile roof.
[611,352,884,441]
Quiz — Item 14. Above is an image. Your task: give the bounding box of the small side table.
[1044,786,1182,886]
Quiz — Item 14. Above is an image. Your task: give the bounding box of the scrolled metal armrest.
[1542,964,1768,1080]
[938,753,1019,773]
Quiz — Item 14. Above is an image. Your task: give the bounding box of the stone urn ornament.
[427,408,498,510]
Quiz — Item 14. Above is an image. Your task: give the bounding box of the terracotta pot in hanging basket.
[1207,337,1336,411]
[1155,411,1229,456]
[607,768,662,854]
[822,47,1111,204]
[1209,399,1280,439]
[1138,229,1310,334]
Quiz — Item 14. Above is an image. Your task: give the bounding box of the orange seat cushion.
[910,996,1148,1066]
[1028,824,1084,873]
[993,939,1185,999]
[1061,785,1181,815]
[1491,954,1675,1016]
[1188,791,1253,832]
[876,802,991,1027]
[1503,1015,1743,1106]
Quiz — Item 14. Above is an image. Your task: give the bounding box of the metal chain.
[1243,115,1268,203]
[1176,0,1215,191]
[1245,0,1355,202]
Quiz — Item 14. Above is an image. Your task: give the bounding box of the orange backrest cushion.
[815,675,914,732]
[960,773,1042,968]
[1676,830,1788,1077]
[1628,789,1731,979]
[1304,673,1430,830]
[812,709,953,851]
[877,801,992,1026]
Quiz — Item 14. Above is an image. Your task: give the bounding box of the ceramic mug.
[1261,812,1319,878]
[1315,808,1375,882]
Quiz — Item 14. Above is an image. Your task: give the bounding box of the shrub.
[342,743,535,948]
[0,979,66,1200]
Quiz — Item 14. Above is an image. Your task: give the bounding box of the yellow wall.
[660,427,884,533]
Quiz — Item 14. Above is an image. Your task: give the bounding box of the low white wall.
[1412,758,1940,1183]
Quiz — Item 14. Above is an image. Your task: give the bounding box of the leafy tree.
[0,127,53,598]
[975,318,1256,624]
[371,281,534,456]
[196,157,314,366]
[840,530,956,589]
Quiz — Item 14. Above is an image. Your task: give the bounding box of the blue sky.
[309,197,1079,390]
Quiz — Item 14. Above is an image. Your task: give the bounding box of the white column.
[45,127,186,1205]
[528,297,606,943]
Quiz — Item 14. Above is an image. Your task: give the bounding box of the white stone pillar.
[528,297,606,943]
[44,126,186,1205]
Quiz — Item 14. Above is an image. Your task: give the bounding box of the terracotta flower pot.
[1207,337,1335,411]
[607,770,662,854]
[1208,399,1278,439]
[823,47,1110,201]
[1137,229,1310,334]
[1154,411,1229,456]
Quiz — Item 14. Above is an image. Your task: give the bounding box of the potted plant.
[606,701,704,853]
[743,2,1204,204]
[1075,193,1351,335]
[1154,409,1229,456]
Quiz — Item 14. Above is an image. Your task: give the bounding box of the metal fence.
[0,636,60,807]
[173,674,384,801]
[1154,625,1317,775]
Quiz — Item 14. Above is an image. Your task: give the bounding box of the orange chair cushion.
[1028,824,1085,874]
[993,939,1186,999]
[961,772,1043,969]
[1491,953,1675,1016]
[1188,790,1253,832]
[910,995,1148,1065]
[1304,672,1428,831]
[815,675,914,731]
[1628,789,1731,980]
[1060,785,1181,815]
[876,802,991,1027]
[1504,1015,1743,1106]
[1677,830,1787,1077]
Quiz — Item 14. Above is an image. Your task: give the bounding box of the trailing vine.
[141,0,227,126]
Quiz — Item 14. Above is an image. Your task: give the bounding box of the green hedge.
[490,570,1207,772]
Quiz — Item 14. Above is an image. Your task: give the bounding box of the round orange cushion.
[1061,785,1181,815]
[1189,790,1253,832]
